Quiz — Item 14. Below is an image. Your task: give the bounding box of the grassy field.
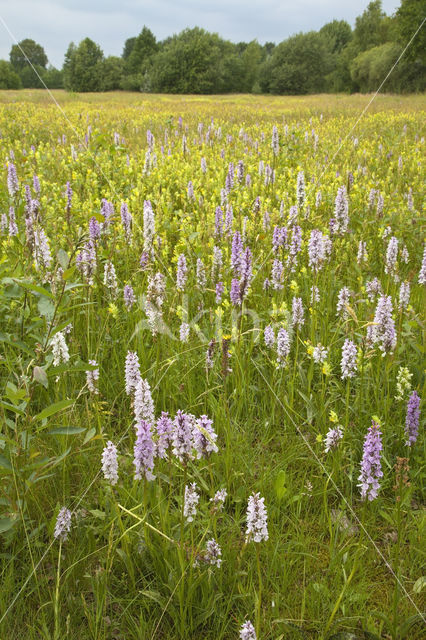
[0,91,424,640]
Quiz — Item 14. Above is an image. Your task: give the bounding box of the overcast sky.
[0,0,401,68]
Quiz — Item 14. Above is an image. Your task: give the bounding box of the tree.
[62,43,76,90]
[19,65,45,88]
[320,20,352,55]
[43,66,64,89]
[122,37,137,60]
[353,1,390,53]
[395,0,426,64]
[125,27,158,75]
[62,38,104,92]
[150,28,227,94]
[0,60,21,89]
[221,47,246,93]
[320,21,353,92]
[262,42,276,58]
[121,27,158,91]
[350,41,425,93]
[100,56,124,91]
[10,38,48,70]
[241,41,263,92]
[260,32,330,94]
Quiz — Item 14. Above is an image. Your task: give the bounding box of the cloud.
[0,0,401,68]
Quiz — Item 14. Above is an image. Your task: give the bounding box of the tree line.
[0,1,424,94]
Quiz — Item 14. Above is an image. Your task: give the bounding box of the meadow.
[0,90,424,640]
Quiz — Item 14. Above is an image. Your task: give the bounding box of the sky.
[0,0,402,68]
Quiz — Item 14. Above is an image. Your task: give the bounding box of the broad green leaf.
[34,399,74,422]
[38,297,55,319]
[274,470,288,501]
[0,518,16,533]
[57,248,70,269]
[0,454,12,470]
[5,384,28,403]
[47,426,85,435]
[47,360,97,376]
[13,279,54,300]
[0,401,26,417]
[413,575,425,594]
[89,509,106,520]
[62,267,75,281]
[83,427,96,444]
[33,366,48,389]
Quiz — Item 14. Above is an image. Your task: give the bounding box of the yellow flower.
[290,280,299,293]
[322,362,331,376]
[108,303,118,319]
[329,410,338,423]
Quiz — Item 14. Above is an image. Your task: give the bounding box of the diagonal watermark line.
[1,8,424,630]
[251,353,424,620]
[250,14,426,282]
[311,15,426,195]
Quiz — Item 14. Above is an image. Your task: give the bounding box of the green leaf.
[92,212,105,224]
[47,360,97,376]
[57,248,70,269]
[139,590,167,608]
[398,614,425,637]
[0,518,16,533]
[47,447,71,469]
[272,620,307,638]
[83,427,96,445]
[34,399,74,423]
[33,366,48,389]
[48,426,85,435]
[0,454,12,470]
[0,401,26,417]
[89,509,106,520]
[37,297,55,320]
[413,575,426,594]
[0,334,34,356]
[379,509,395,527]
[274,469,288,501]
[62,267,75,281]
[13,279,54,300]
[5,384,28,403]
[64,283,85,292]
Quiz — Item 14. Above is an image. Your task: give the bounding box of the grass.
[0,91,424,639]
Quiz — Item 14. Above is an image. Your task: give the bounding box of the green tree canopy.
[319,20,353,92]
[353,1,391,53]
[43,66,64,89]
[0,60,22,89]
[320,20,352,54]
[260,31,331,94]
[100,56,124,91]
[10,38,48,70]
[62,38,104,92]
[122,37,136,60]
[150,28,227,94]
[125,26,158,75]
[395,0,426,64]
